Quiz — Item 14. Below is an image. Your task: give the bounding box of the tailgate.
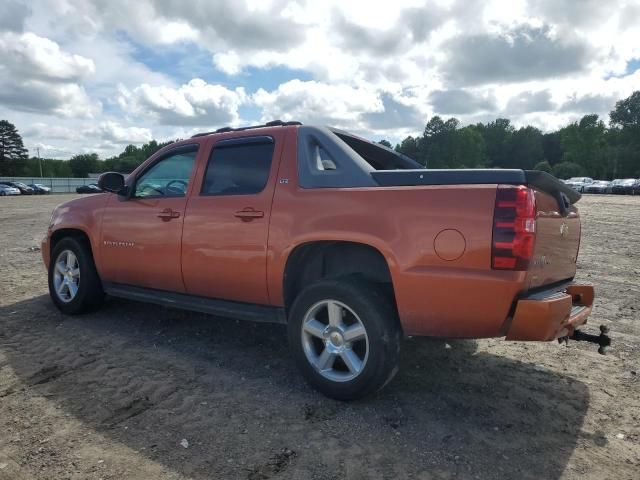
[526,190,581,289]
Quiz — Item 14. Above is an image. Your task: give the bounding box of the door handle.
[234,208,264,221]
[157,208,180,221]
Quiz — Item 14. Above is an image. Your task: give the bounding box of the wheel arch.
[50,228,95,261]
[282,240,397,312]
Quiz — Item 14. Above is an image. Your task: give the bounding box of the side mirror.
[98,172,126,194]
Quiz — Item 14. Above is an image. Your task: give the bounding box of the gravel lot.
[1,193,638,480]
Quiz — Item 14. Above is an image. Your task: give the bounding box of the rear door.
[181,133,284,305]
[99,145,199,292]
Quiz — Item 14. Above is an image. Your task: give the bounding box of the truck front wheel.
[287,279,401,400]
[48,237,104,314]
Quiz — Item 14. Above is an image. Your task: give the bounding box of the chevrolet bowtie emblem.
[560,223,569,237]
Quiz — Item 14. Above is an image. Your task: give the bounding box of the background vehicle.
[610,178,637,194]
[42,121,595,400]
[0,184,21,196]
[76,183,102,194]
[0,181,33,194]
[584,180,610,194]
[607,179,623,193]
[28,183,52,194]
[632,181,640,195]
[564,177,594,192]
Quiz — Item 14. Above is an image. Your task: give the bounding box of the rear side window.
[201,137,275,195]
[313,144,337,171]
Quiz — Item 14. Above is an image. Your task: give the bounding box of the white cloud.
[1,0,640,157]
[0,80,97,117]
[13,116,158,159]
[118,79,248,126]
[90,121,153,144]
[0,31,98,118]
[0,32,94,81]
[253,80,384,127]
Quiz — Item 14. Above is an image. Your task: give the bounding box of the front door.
[181,134,283,305]
[99,145,199,292]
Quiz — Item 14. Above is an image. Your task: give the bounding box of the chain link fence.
[0,177,98,193]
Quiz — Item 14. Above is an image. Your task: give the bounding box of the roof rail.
[191,120,302,138]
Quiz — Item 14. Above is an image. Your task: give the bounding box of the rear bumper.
[505,284,594,341]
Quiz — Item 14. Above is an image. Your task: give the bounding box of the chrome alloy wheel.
[53,250,80,303]
[301,300,369,382]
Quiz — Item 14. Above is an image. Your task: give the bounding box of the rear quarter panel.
[268,136,525,337]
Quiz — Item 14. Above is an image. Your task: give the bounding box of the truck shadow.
[0,296,593,479]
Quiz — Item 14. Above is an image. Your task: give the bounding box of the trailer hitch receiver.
[558,325,611,355]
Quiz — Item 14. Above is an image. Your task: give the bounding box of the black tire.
[287,279,401,401]
[48,236,104,314]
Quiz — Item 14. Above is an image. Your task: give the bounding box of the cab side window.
[134,149,198,198]
[201,137,274,196]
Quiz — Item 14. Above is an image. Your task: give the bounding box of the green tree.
[533,160,553,173]
[448,126,486,168]
[69,153,99,178]
[605,128,639,178]
[395,136,420,162]
[559,114,607,178]
[610,91,640,129]
[608,91,640,177]
[420,116,459,168]
[377,139,392,148]
[476,118,514,167]
[44,159,72,177]
[553,161,584,179]
[507,126,545,170]
[101,140,172,174]
[0,120,28,176]
[542,132,563,165]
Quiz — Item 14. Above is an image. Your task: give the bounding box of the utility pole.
[37,147,43,177]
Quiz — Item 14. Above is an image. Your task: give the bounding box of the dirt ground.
[0,194,638,480]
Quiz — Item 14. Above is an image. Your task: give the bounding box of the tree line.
[0,131,171,178]
[389,91,640,179]
[1,91,639,180]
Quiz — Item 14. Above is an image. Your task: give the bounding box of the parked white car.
[0,184,21,196]
[564,177,594,192]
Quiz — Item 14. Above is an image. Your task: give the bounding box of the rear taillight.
[492,185,536,270]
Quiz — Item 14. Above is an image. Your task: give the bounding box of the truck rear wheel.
[287,279,401,400]
[48,237,104,315]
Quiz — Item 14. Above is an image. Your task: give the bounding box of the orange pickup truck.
[43,121,596,400]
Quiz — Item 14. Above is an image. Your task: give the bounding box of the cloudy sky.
[1,0,639,159]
